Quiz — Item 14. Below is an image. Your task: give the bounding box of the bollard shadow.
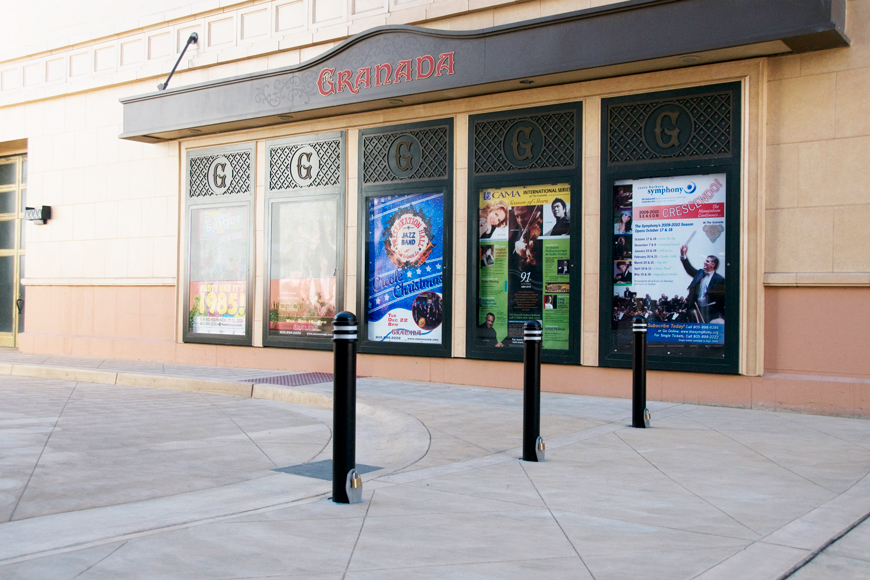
[273,460,381,481]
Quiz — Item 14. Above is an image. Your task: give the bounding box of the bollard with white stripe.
[632,315,650,428]
[523,320,545,462]
[332,311,362,504]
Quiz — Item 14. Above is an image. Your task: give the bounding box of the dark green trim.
[598,82,741,374]
[357,118,454,358]
[466,102,583,365]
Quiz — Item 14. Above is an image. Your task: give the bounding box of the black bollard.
[632,315,650,428]
[332,312,362,504]
[523,320,545,462]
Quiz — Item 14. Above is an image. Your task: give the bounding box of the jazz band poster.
[366,192,445,344]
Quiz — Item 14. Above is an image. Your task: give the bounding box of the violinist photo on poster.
[366,192,445,344]
[477,184,571,351]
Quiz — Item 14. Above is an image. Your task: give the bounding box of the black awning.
[120,0,848,142]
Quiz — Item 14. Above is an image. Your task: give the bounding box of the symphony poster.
[268,198,337,340]
[611,174,726,345]
[366,192,444,344]
[188,205,248,336]
[476,183,571,351]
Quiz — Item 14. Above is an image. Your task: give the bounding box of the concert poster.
[476,183,571,350]
[366,192,444,344]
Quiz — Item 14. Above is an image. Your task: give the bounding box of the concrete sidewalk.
[1,348,869,580]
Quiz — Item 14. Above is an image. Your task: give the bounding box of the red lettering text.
[416,55,435,79]
[435,52,455,76]
[394,59,413,83]
[317,68,336,96]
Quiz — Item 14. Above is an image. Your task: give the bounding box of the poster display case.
[466,103,583,364]
[599,83,741,373]
[264,133,346,350]
[184,143,256,346]
[357,119,453,357]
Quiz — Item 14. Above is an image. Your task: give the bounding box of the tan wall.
[765,0,870,279]
[20,285,177,360]
[0,0,608,107]
[1,81,180,285]
[765,287,870,378]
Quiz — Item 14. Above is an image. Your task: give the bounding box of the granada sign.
[317,52,456,96]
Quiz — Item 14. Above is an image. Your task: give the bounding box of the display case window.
[599,83,741,373]
[366,191,445,345]
[475,183,573,351]
[264,133,345,350]
[184,144,255,346]
[466,103,583,365]
[357,119,453,357]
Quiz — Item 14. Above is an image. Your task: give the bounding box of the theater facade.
[1,0,867,416]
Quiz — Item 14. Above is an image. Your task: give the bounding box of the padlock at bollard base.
[345,469,363,504]
[535,436,546,462]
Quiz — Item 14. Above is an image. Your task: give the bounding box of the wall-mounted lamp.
[158,32,199,91]
[25,206,51,225]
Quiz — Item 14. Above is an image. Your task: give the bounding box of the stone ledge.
[116,373,253,397]
[764,272,870,286]
[21,277,177,286]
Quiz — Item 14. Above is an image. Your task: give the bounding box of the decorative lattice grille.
[473,111,576,175]
[188,151,252,198]
[362,126,448,184]
[607,92,732,165]
[268,140,342,191]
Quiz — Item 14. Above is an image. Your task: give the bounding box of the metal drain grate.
[244,372,333,387]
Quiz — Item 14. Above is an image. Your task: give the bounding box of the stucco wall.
[765,0,870,280]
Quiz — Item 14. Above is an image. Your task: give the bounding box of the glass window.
[0,162,15,187]
[0,256,12,332]
[20,188,26,213]
[0,192,15,214]
[268,197,338,341]
[607,174,728,361]
[366,192,445,345]
[0,219,15,249]
[187,205,249,337]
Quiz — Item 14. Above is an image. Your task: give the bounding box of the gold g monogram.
[654,111,681,149]
[511,126,534,161]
